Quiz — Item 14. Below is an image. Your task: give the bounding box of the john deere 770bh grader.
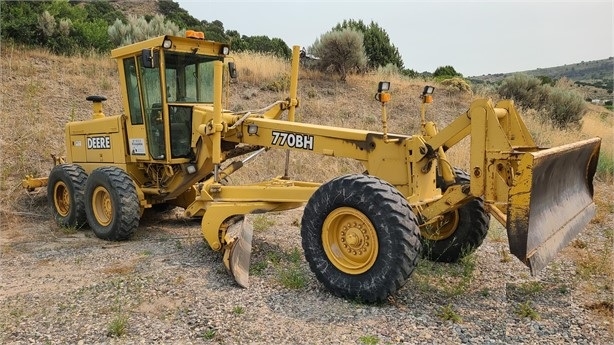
[23,31,601,302]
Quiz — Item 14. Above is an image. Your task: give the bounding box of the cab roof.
[110,34,229,60]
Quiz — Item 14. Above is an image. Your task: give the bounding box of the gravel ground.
[1,191,612,345]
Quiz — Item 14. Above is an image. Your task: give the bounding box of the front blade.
[222,217,253,288]
[506,137,601,274]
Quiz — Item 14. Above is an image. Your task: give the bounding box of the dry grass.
[231,51,289,85]
[0,44,121,210]
[2,44,611,210]
[2,44,612,218]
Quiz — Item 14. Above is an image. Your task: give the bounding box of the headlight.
[162,39,172,49]
[377,81,390,93]
[247,124,258,135]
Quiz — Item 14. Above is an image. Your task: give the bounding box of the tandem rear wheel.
[47,164,88,228]
[84,167,140,241]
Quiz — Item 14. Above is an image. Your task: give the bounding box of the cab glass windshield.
[164,51,218,103]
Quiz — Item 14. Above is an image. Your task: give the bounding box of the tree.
[226,30,247,52]
[310,28,368,82]
[1,2,42,44]
[1,0,116,54]
[433,65,462,79]
[158,0,201,28]
[334,19,403,69]
[82,1,125,25]
[240,35,291,58]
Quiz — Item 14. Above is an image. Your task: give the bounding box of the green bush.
[498,73,587,128]
[546,87,587,127]
[498,74,548,110]
[1,0,117,54]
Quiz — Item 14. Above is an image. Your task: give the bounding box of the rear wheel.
[420,168,490,262]
[85,167,140,241]
[47,164,87,228]
[301,174,422,302]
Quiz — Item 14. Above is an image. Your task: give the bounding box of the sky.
[174,0,613,77]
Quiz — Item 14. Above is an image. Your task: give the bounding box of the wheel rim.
[422,210,460,241]
[53,181,71,217]
[322,207,378,275]
[91,186,113,226]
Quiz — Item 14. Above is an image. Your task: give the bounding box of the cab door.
[122,53,166,161]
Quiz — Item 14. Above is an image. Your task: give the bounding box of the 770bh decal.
[271,131,314,150]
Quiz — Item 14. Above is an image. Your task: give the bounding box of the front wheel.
[301,174,422,302]
[84,167,140,241]
[420,168,490,262]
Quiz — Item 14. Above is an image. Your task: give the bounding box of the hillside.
[110,0,159,18]
[472,57,614,82]
[0,45,612,343]
[470,57,614,102]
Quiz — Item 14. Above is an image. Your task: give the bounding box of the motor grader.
[23,31,601,302]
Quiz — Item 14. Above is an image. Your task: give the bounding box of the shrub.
[2,1,116,54]
[498,74,548,110]
[376,63,401,77]
[546,87,587,127]
[310,28,368,82]
[108,14,184,47]
[38,11,56,37]
[440,77,472,93]
[498,73,587,128]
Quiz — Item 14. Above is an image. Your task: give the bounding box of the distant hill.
[470,58,613,86]
[469,57,613,103]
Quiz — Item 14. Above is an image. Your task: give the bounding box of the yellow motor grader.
[23,31,601,302]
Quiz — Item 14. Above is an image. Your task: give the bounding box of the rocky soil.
[1,183,612,344]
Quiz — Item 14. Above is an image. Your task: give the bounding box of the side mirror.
[228,62,237,79]
[141,49,159,68]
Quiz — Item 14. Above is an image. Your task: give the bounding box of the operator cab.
[113,31,233,162]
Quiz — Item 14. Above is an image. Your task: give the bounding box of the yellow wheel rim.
[53,181,71,217]
[91,186,113,226]
[422,210,459,241]
[322,207,378,275]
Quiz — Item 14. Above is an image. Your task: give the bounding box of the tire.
[420,168,490,262]
[301,174,422,302]
[84,167,140,241]
[47,164,87,228]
